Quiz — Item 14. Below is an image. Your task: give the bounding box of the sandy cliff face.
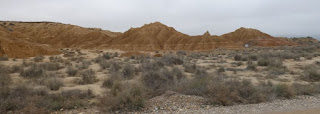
[0,21,298,58]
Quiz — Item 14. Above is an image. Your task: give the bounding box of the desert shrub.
[176,76,210,96]
[267,59,287,75]
[45,78,64,91]
[141,67,184,96]
[60,89,94,99]
[257,58,271,66]
[0,64,9,74]
[249,55,258,61]
[183,63,197,73]
[274,84,295,99]
[121,64,135,79]
[218,67,225,73]
[20,65,45,78]
[268,67,286,75]
[195,68,208,78]
[141,60,164,72]
[100,84,146,112]
[206,79,267,106]
[94,56,104,63]
[176,51,187,56]
[141,70,169,96]
[39,62,62,71]
[33,56,44,62]
[109,61,122,73]
[49,56,64,63]
[80,69,97,84]
[246,61,257,71]
[0,55,9,61]
[234,55,242,61]
[237,62,243,66]
[102,53,111,60]
[292,83,316,95]
[303,65,320,82]
[102,78,115,88]
[10,65,21,73]
[99,60,110,69]
[76,60,91,70]
[38,89,94,110]
[267,58,284,68]
[66,66,78,76]
[172,67,185,81]
[0,72,11,87]
[0,86,31,113]
[160,55,183,65]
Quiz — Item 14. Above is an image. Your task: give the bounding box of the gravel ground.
[143,95,320,114]
[56,93,320,114]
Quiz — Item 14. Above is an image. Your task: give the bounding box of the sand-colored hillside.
[0,21,298,58]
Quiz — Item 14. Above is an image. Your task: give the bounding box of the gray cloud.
[1,0,319,38]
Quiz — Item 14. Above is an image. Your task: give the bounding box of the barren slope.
[0,21,298,58]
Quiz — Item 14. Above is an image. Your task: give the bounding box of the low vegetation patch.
[45,78,64,91]
[302,65,320,82]
[20,64,45,78]
[80,69,97,84]
[100,84,146,112]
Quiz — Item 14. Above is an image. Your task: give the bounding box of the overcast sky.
[1,0,319,38]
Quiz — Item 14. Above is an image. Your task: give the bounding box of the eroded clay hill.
[0,21,297,58]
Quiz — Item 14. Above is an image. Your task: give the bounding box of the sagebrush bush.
[195,68,208,78]
[183,63,197,73]
[49,56,64,63]
[66,66,78,76]
[10,65,21,73]
[249,55,258,61]
[257,58,271,66]
[98,60,110,69]
[176,76,209,96]
[275,84,295,99]
[37,89,94,110]
[0,64,9,74]
[100,84,146,112]
[33,56,44,62]
[142,70,169,96]
[0,72,11,87]
[39,62,62,71]
[20,65,45,78]
[267,59,287,75]
[160,55,183,65]
[141,65,185,96]
[109,61,122,73]
[76,60,91,70]
[121,64,135,79]
[176,51,187,55]
[172,67,185,81]
[218,67,225,73]
[292,83,316,95]
[0,55,9,61]
[80,69,97,84]
[303,65,320,82]
[102,53,111,60]
[45,78,64,91]
[234,55,242,61]
[246,61,257,71]
[102,78,115,88]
